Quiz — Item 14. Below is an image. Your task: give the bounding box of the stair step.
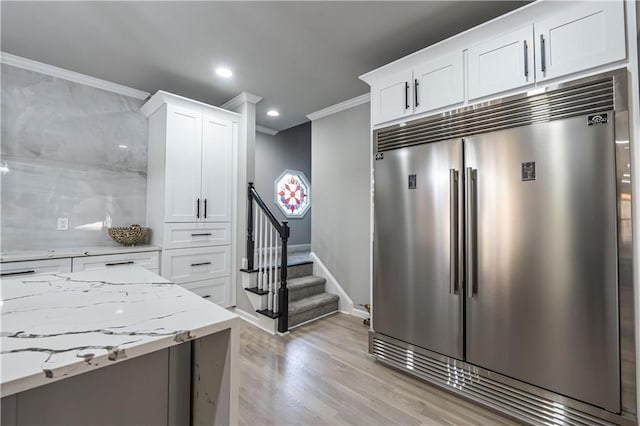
[245,287,269,295]
[288,275,326,302]
[256,308,280,319]
[288,292,339,328]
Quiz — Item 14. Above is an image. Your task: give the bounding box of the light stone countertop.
[0,266,239,397]
[0,245,162,263]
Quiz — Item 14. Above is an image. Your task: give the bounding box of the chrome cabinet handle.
[106,261,135,267]
[449,169,459,295]
[540,34,546,73]
[196,198,200,219]
[523,40,528,77]
[404,82,410,109]
[414,79,419,107]
[191,233,212,237]
[465,167,478,298]
[1,270,35,277]
[190,262,211,267]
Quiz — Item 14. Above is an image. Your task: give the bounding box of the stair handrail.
[246,182,290,333]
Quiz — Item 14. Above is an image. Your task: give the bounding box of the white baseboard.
[230,307,276,335]
[309,252,370,319]
[288,243,310,253]
[350,308,370,319]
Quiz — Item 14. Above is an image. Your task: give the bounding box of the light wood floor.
[238,313,518,426]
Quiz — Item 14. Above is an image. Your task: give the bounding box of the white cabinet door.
[164,105,203,222]
[414,50,464,115]
[371,70,414,125]
[468,25,534,100]
[535,2,625,82]
[201,114,233,222]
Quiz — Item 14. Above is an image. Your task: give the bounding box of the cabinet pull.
[414,79,419,107]
[203,295,211,299]
[190,262,211,267]
[540,34,546,73]
[204,199,207,219]
[196,198,200,219]
[1,269,35,277]
[105,261,135,267]
[404,82,410,109]
[523,40,528,77]
[191,233,212,237]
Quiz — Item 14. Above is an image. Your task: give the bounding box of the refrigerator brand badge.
[522,162,536,181]
[408,174,417,189]
[375,152,384,160]
[587,113,608,126]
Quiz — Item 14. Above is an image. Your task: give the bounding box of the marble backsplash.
[1,64,148,250]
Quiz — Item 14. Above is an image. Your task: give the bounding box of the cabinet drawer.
[161,246,230,284]
[0,258,72,278]
[181,277,230,307]
[72,251,160,272]
[163,222,231,249]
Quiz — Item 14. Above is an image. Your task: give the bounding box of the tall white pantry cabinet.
[141,91,239,308]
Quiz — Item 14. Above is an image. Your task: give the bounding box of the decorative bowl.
[108,224,150,246]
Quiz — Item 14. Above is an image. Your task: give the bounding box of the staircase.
[241,183,339,334]
[242,256,339,330]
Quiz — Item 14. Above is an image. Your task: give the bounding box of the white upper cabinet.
[165,105,203,222]
[535,2,626,82]
[201,113,233,222]
[468,25,535,101]
[414,51,464,115]
[371,69,413,124]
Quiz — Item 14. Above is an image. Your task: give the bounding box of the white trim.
[0,52,150,100]
[221,92,263,110]
[309,251,359,316]
[140,90,241,119]
[350,308,370,320]
[229,307,276,335]
[256,125,279,136]
[306,93,370,121]
[288,243,310,253]
[289,310,339,330]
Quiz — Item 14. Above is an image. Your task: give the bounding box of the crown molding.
[0,52,150,100]
[140,90,241,119]
[221,92,263,110]
[306,93,370,121]
[256,125,279,136]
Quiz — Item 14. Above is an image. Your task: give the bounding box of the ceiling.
[1,1,528,132]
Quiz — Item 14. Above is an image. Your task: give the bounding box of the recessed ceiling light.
[215,67,233,78]
[267,110,280,117]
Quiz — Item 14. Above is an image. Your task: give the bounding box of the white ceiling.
[1,1,528,131]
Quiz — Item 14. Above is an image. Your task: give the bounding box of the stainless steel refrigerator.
[373,76,621,414]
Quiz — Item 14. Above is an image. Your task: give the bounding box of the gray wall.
[255,122,311,246]
[1,64,147,250]
[311,103,371,305]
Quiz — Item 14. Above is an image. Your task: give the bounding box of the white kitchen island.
[0,266,239,425]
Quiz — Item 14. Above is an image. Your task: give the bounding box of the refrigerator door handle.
[465,167,477,298]
[449,168,459,294]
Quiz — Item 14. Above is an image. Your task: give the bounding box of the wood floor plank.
[238,313,519,426]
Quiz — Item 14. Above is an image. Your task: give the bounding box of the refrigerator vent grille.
[371,336,619,426]
[376,78,614,152]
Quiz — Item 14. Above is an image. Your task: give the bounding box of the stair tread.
[287,275,326,290]
[289,292,339,315]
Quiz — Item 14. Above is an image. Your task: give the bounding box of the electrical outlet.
[57,217,69,231]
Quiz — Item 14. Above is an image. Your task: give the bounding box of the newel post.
[277,221,290,333]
